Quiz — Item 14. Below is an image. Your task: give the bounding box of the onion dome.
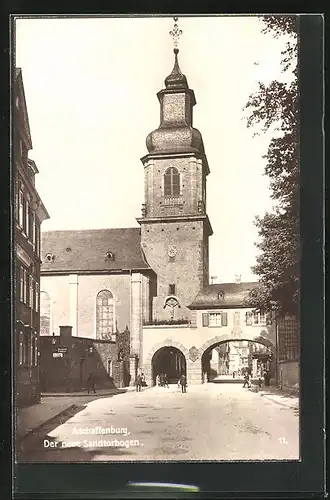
[164,48,188,90]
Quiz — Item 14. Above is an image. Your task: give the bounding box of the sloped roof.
[15,67,32,149]
[188,282,261,309]
[41,228,151,273]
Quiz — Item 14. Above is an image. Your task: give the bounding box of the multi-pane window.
[30,277,34,310]
[202,312,228,327]
[40,291,51,335]
[36,282,39,312]
[19,266,24,302]
[35,224,40,256]
[25,199,30,237]
[15,181,19,222]
[96,290,114,340]
[19,332,24,365]
[164,167,180,197]
[19,190,24,227]
[32,212,36,247]
[22,334,29,365]
[26,274,30,307]
[246,311,267,326]
[23,269,27,303]
[169,284,176,295]
[31,336,38,366]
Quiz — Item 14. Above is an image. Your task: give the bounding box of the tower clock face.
[167,245,177,258]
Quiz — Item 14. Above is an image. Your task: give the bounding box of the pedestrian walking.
[180,374,187,393]
[164,373,169,388]
[87,374,96,394]
[242,372,251,388]
[264,370,270,387]
[156,374,160,386]
[160,373,164,387]
[136,374,142,392]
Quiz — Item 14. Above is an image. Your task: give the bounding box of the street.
[19,384,299,462]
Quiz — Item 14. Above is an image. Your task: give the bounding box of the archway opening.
[201,339,275,384]
[152,347,186,385]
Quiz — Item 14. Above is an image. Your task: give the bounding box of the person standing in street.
[136,374,142,392]
[180,373,187,393]
[243,372,250,388]
[87,373,96,394]
[164,373,169,388]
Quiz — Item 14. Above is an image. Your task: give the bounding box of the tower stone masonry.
[137,49,213,322]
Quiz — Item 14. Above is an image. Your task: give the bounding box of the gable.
[15,68,33,150]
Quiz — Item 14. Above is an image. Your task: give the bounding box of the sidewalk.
[41,387,130,397]
[16,387,136,441]
[250,385,299,410]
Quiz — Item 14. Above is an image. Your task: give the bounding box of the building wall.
[14,70,49,408]
[141,312,276,386]
[39,330,130,392]
[277,316,300,392]
[140,219,207,321]
[143,156,205,219]
[278,361,299,392]
[40,273,132,338]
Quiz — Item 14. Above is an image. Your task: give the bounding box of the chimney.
[59,325,72,343]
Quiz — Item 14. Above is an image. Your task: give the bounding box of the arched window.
[164,167,180,197]
[96,290,114,340]
[40,291,51,336]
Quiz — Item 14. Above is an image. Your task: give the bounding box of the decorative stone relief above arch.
[189,346,199,362]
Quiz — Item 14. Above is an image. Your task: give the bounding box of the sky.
[15,15,294,283]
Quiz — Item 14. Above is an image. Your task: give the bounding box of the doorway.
[152,347,186,385]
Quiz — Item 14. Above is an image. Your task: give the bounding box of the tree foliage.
[244,15,299,316]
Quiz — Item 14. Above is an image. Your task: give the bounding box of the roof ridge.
[42,227,140,234]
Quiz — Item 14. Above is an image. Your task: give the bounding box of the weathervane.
[169,16,183,52]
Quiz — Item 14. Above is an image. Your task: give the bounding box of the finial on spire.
[169,16,183,53]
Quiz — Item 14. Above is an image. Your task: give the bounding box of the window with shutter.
[246,311,252,325]
[202,313,209,327]
[221,312,228,326]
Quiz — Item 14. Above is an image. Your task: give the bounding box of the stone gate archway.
[144,339,189,387]
[199,335,276,383]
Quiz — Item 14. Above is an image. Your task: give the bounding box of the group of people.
[242,368,271,389]
[155,373,188,393]
[156,373,169,388]
[136,372,147,391]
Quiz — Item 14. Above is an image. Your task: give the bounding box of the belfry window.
[164,167,180,197]
[96,290,114,340]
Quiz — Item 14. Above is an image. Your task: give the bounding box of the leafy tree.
[244,15,299,316]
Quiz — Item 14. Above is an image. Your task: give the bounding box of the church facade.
[40,48,277,388]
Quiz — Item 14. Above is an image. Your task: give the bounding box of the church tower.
[137,18,212,322]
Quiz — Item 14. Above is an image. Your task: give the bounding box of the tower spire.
[166,17,188,90]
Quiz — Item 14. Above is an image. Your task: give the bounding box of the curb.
[17,404,79,444]
[260,393,299,410]
[41,389,127,398]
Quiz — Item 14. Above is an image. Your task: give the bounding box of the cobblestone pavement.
[18,383,300,462]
